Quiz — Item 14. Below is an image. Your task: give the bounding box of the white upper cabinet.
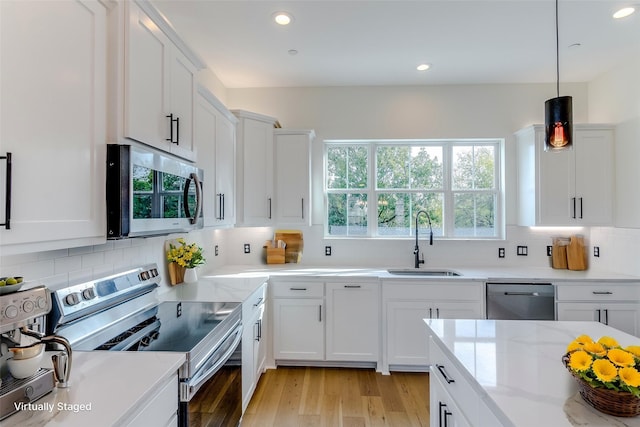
[232,110,278,226]
[123,1,200,161]
[274,130,315,226]
[194,87,237,227]
[516,124,614,226]
[0,0,107,253]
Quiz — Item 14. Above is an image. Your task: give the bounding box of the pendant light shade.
[544,0,573,151]
[545,95,572,150]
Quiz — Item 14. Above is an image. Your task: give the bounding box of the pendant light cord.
[556,0,560,98]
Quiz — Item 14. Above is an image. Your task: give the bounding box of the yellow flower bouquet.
[166,238,205,285]
[564,334,640,417]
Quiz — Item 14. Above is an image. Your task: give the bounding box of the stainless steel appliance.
[486,282,555,320]
[47,264,243,427]
[0,286,55,420]
[106,144,204,239]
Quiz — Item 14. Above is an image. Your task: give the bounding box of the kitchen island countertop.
[4,351,185,426]
[425,319,640,427]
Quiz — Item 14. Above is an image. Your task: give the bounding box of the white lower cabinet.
[242,282,267,411]
[122,371,179,426]
[271,280,380,365]
[383,281,484,371]
[326,282,379,362]
[430,336,503,427]
[430,371,472,427]
[272,281,325,360]
[556,282,640,337]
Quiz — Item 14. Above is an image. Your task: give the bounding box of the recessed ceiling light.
[288,49,298,56]
[273,11,293,26]
[416,64,431,71]
[613,7,635,19]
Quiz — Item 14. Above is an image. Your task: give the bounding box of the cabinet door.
[239,118,274,225]
[387,301,482,368]
[326,282,379,362]
[215,113,236,226]
[557,302,640,337]
[573,129,613,225]
[274,131,313,225]
[194,93,217,227]
[0,0,106,250]
[168,49,196,161]
[387,301,431,367]
[532,127,574,225]
[125,1,170,150]
[430,370,473,427]
[273,298,324,360]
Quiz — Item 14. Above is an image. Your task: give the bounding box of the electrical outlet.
[325,246,332,256]
[498,248,505,258]
[517,246,528,256]
[594,246,600,257]
[214,245,219,256]
[243,243,251,254]
[547,246,552,256]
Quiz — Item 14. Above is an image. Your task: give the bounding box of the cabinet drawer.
[243,282,267,320]
[556,283,640,302]
[382,281,483,301]
[271,281,324,298]
[429,337,478,423]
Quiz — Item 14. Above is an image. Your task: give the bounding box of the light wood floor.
[242,367,430,427]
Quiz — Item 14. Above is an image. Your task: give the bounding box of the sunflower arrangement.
[566,334,640,398]
[167,238,206,269]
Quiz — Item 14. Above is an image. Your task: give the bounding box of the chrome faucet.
[414,210,433,268]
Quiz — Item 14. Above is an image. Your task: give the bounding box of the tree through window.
[325,140,502,239]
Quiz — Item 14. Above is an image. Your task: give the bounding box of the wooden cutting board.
[567,236,587,271]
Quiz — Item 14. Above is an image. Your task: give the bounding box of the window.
[325,139,502,239]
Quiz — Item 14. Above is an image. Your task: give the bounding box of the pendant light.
[544,0,573,151]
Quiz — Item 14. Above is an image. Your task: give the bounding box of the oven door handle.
[182,323,242,401]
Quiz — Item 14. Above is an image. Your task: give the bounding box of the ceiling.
[150,0,640,88]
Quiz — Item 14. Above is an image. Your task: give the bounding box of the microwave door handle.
[183,173,203,225]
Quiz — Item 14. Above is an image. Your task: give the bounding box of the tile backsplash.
[2,226,640,288]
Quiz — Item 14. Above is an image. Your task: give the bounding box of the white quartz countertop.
[4,351,185,426]
[207,264,640,282]
[425,319,640,427]
[159,274,268,302]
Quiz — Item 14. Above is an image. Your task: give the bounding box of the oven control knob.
[64,293,80,306]
[82,288,96,300]
[36,296,48,310]
[5,304,19,319]
[22,300,35,313]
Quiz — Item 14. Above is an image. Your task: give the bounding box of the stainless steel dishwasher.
[486,283,555,320]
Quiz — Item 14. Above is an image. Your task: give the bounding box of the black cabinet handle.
[443,409,452,427]
[438,402,446,427]
[268,197,272,219]
[319,305,322,322]
[0,152,11,229]
[344,285,361,289]
[572,197,576,219]
[579,197,583,219]
[175,116,180,145]
[221,193,225,220]
[436,364,455,384]
[596,309,601,323]
[592,291,613,295]
[604,309,609,325]
[301,198,304,219]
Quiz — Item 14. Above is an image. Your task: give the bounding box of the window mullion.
[443,143,454,237]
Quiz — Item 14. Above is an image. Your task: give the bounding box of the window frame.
[324,138,504,240]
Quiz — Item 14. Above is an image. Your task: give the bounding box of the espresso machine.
[0,285,72,420]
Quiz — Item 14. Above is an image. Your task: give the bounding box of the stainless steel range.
[47,264,243,427]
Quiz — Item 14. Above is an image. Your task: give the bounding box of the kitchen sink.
[386,269,462,277]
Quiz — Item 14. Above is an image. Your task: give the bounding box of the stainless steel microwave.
[106,144,203,238]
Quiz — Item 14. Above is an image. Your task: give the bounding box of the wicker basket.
[562,354,640,417]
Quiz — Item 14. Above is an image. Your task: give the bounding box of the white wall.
[222,82,608,270]
[586,56,640,276]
